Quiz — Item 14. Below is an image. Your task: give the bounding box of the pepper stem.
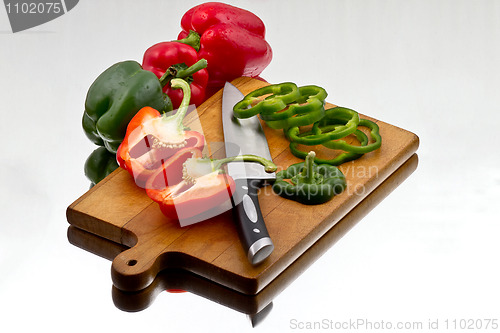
[176,30,201,52]
[159,59,208,88]
[301,151,316,183]
[213,154,277,173]
[166,78,192,128]
[177,59,208,79]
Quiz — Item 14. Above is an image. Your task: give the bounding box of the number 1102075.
[5,2,63,14]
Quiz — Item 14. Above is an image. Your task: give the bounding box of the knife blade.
[222,82,275,265]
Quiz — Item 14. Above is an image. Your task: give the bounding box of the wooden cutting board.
[68,154,418,313]
[67,77,419,295]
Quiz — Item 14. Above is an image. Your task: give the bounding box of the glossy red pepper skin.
[146,148,236,226]
[116,107,204,188]
[178,2,272,95]
[142,42,208,109]
[145,147,277,225]
[144,147,236,222]
[146,169,235,222]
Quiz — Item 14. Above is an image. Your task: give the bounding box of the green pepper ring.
[232,82,300,119]
[286,107,360,145]
[290,129,369,165]
[322,119,381,154]
[259,85,327,121]
[263,106,325,130]
[260,85,327,130]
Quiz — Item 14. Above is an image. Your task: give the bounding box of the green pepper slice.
[290,129,369,165]
[261,85,327,129]
[286,107,360,145]
[322,119,381,154]
[272,151,346,205]
[232,82,300,119]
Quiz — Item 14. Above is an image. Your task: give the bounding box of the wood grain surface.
[68,154,418,313]
[66,77,419,294]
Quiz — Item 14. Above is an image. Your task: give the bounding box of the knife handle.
[231,178,274,265]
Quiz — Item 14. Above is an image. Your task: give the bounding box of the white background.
[1,0,499,332]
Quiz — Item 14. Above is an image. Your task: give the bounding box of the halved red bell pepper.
[147,171,235,225]
[145,147,277,225]
[142,41,208,109]
[177,2,272,96]
[117,79,204,188]
[145,146,203,190]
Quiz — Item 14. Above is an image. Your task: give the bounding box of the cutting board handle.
[111,242,162,292]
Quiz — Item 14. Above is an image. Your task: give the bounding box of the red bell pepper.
[145,146,203,190]
[142,41,208,110]
[145,148,277,226]
[147,170,236,225]
[117,79,204,188]
[177,2,272,96]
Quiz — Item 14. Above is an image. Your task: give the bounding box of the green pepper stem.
[165,78,192,128]
[213,154,277,173]
[176,59,207,79]
[159,69,171,88]
[301,151,316,183]
[176,30,201,52]
[159,59,208,88]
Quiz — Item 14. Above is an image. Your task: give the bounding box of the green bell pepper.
[84,146,119,187]
[82,60,173,153]
[272,151,346,205]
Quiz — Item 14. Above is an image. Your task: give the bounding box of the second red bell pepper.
[147,170,236,226]
[145,147,277,225]
[177,2,272,96]
[142,41,208,110]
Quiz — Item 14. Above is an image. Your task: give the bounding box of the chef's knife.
[222,82,275,265]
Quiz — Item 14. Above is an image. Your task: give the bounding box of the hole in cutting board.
[127,259,138,266]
